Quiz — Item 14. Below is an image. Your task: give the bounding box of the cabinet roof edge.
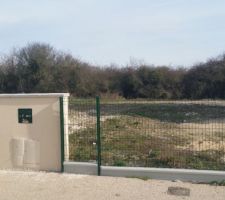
[0,93,70,98]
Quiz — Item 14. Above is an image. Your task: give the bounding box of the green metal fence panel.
[68,98,225,171]
[68,98,97,162]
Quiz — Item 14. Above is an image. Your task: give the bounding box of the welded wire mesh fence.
[68,98,225,170]
[68,98,97,162]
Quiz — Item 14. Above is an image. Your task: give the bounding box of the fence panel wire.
[69,98,225,170]
[68,98,97,162]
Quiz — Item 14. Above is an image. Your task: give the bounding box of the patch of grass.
[214,132,225,141]
[172,151,225,170]
[210,180,225,186]
[122,103,225,123]
[69,128,96,161]
[113,160,126,166]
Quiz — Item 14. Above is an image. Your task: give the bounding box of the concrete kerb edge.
[0,93,70,98]
[64,162,225,182]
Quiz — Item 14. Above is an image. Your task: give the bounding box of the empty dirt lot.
[0,170,224,200]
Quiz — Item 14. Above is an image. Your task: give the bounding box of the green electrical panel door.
[18,108,32,124]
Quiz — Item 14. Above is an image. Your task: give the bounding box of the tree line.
[0,43,224,99]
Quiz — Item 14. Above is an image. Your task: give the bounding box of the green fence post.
[59,97,65,172]
[96,96,101,176]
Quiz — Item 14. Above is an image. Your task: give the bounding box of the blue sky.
[0,0,225,67]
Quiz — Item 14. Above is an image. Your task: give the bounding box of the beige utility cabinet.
[0,93,69,172]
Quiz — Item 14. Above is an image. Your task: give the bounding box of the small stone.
[167,186,190,196]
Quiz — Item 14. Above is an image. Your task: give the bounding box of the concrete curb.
[102,166,225,182]
[64,162,225,182]
[64,162,97,175]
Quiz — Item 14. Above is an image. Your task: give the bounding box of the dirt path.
[0,170,224,200]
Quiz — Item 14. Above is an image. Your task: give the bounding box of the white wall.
[0,93,69,172]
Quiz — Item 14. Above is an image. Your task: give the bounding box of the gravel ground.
[0,170,224,200]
